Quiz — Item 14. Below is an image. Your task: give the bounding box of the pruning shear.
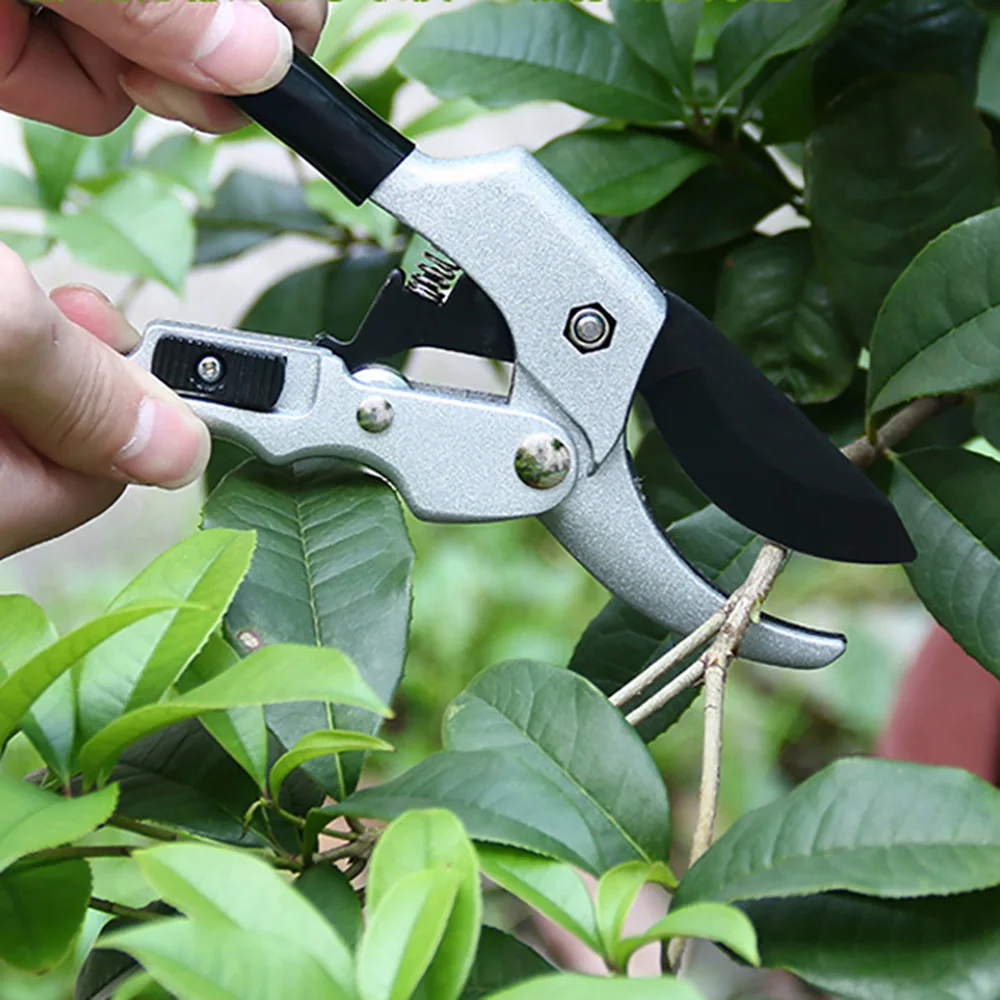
[129,51,915,670]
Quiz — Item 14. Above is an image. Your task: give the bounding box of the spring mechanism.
[405,249,462,306]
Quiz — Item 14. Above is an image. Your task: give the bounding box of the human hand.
[0,0,326,134]
[0,245,210,558]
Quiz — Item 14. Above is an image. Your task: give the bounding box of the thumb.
[0,246,209,489]
[52,0,294,96]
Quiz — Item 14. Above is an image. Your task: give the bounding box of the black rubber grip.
[231,49,415,205]
[151,336,286,412]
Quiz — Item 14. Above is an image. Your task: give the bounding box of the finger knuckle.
[118,0,201,46]
[48,351,128,461]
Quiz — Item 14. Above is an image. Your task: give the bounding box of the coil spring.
[405,250,462,305]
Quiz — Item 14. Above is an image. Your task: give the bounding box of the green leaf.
[0,600,185,750]
[77,529,255,743]
[978,14,1000,117]
[22,121,86,208]
[609,0,702,98]
[632,429,709,529]
[108,719,316,848]
[715,231,857,405]
[714,0,845,109]
[397,3,684,123]
[443,661,670,871]
[477,844,599,952]
[75,111,143,180]
[50,172,195,291]
[890,448,1000,677]
[0,166,41,208]
[615,901,759,971]
[535,131,714,216]
[611,149,790,258]
[758,55,816,144]
[806,74,996,343]
[203,462,413,799]
[0,231,52,261]
[669,505,765,592]
[349,66,408,121]
[482,975,703,1000]
[367,810,481,1000]
[181,635,268,789]
[295,864,363,952]
[459,928,553,1000]
[269,730,393,803]
[403,97,485,139]
[135,842,354,991]
[974,389,1000,450]
[358,868,460,1000]
[0,776,116,873]
[241,247,399,342]
[596,861,677,960]
[305,180,397,249]
[339,748,613,873]
[821,0,989,109]
[673,757,1000,909]
[194,170,336,265]
[867,208,1000,415]
[326,12,416,74]
[142,133,216,202]
[0,597,70,782]
[743,885,1000,1000]
[79,645,388,782]
[103,918,350,1000]
[0,859,91,972]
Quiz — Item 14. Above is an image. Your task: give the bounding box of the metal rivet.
[515,433,571,490]
[196,355,224,384]
[352,365,410,392]
[569,307,611,349]
[357,396,394,433]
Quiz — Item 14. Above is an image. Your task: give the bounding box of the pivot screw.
[196,355,224,383]
[515,434,571,489]
[357,396,394,433]
[564,303,616,353]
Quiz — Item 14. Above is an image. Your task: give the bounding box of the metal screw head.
[196,355,224,384]
[564,303,617,353]
[357,396,394,433]
[515,433,571,490]
[352,365,410,392]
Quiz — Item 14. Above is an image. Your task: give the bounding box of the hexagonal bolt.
[564,303,616,353]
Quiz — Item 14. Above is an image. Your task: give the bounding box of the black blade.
[639,294,915,564]
[316,269,513,369]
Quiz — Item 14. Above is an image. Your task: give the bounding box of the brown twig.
[661,394,951,972]
[88,897,163,922]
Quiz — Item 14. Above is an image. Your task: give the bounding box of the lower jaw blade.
[639,294,916,565]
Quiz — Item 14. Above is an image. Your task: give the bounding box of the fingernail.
[58,285,142,352]
[113,398,211,490]
[118,75,247,134]
[194,0,293,94]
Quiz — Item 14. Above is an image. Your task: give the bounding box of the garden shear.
[129,51,915,671]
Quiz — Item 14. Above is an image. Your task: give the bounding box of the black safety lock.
[151,336,286,412]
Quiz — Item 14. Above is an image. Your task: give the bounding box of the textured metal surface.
[132,321,577,522]
[373,149,666,466]
[539,438,846,669]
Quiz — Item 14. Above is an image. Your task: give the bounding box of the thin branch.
[23,845,134,867]
[661,393,953,972]
[625,658,709,727]
[116,277,147,317]
[611,611,724,709]
[845,395,959,466]
[108,815,183,842]
[88,897,162,922]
